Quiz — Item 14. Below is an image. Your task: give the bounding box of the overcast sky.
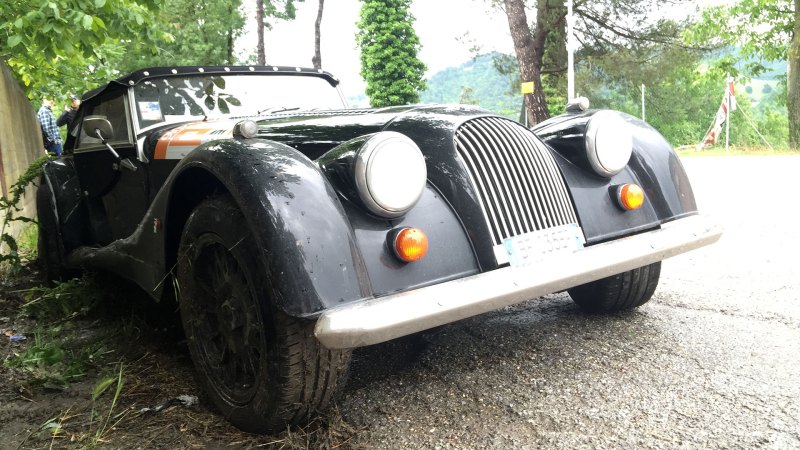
[244,0,718,99]
[243,0,516,97]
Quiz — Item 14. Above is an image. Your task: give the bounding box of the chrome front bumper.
[314,214,722,349]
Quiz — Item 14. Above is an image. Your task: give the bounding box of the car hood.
[147,104,491,161]
[145,103,511,273]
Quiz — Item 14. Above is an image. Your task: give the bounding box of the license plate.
[503,224,585,268]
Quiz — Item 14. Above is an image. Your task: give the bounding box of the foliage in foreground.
[0,0,169,98]
[1,0,250,102]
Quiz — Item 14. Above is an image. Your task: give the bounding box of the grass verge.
[1,258,362,449]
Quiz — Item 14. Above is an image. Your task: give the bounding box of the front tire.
[177,195,350,433]
[567,262,661,313]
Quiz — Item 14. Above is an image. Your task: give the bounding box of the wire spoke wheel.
[185,237,263,405]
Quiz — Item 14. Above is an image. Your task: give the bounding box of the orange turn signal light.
[618,183,645,210]
[393,227,428,262]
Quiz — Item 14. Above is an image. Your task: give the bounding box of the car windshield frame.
[131,73,348,132]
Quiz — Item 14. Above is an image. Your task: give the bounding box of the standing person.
[37,95,62,156]
[56,94,80,128]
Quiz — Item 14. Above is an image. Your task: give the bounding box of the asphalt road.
[337,155,800,449]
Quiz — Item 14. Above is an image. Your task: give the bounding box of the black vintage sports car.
[37,66,721,432]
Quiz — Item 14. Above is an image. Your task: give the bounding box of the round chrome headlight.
[354,132,427,218]
[584,110,633,177]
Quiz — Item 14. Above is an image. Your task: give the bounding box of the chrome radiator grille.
[454,117,579,246]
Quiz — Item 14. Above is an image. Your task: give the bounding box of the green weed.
[0,154,54,276]
[4,276,118,389]
[92,363,126,443]
[27,406,79,450]
[4,332,87,389]
[25,364,127,449]
[16,222,38,257]
[22,275,108,321]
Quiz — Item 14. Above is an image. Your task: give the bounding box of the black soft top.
[82,65,340,102]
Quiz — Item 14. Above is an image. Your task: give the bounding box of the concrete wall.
[0,59,46,240]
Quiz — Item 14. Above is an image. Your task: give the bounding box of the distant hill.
[419,49,787,117]
[704,48,787,80]
[420,53,519,119]
[753,59,787,80]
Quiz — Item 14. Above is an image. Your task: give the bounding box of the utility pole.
[641,84,645,121]
[726,77,732,152]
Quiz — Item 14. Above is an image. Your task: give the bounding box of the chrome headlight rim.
[584,110,633,177]
[354,131,427,218]
[233,120,259,139]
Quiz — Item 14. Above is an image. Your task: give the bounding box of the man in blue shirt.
[38,96,62,155]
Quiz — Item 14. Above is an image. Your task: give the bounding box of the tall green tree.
[356,0,426,107]
[685,0,799,148]
[0,0,169,97]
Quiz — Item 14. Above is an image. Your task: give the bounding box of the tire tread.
[568,262,661,313]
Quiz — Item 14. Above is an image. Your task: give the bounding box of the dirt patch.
[0,267,360,449]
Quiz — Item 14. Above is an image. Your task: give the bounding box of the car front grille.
[454,116,579,246]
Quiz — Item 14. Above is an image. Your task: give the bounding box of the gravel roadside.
[338,155,800,449]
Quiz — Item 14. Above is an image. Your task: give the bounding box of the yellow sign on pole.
[520,81,535,94]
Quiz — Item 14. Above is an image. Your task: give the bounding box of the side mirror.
[83,115,114,141]
[81,115,136,172]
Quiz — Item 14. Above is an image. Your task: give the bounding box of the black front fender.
[165,139,370,317]
[535,111,699,244]
[66,138,370,317]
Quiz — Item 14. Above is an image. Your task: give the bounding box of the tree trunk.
[257,0,266,65]
[227,30,234,64]
[788,0,800,149]
[503,0,550,126]
[312,0,324,69]
[226,3,235,64]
